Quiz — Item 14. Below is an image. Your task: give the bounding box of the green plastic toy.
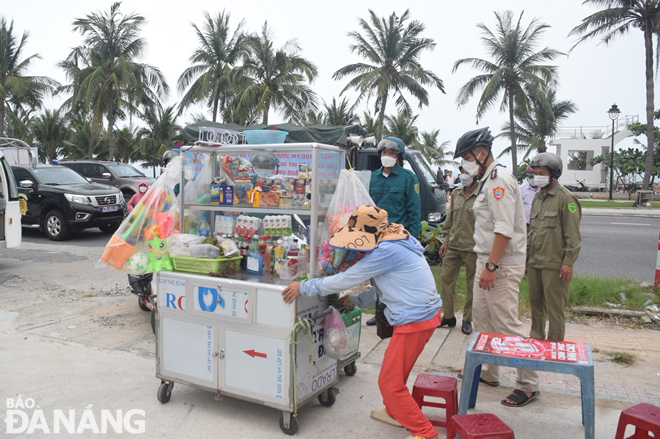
[144,225,174,272]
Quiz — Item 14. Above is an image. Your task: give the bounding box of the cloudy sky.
[3,0,648,167]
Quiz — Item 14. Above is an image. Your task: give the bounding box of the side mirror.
[20,180,34,189]
[86,178,93,183]
[102,172,112,179]
[436,169,444,186]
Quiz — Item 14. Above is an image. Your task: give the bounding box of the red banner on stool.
[473,332,591,365]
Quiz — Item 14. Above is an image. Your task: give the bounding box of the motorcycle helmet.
[376,137,405,156]
[530,152,563,180]
[162,149,181,167]
[250,152,279,178]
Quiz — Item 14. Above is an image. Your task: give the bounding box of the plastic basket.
[172,256,242,276]
[243,130,288,144]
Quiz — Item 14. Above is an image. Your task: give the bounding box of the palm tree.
[67,2,169,161]
[358,111,380,137]
[115,125,142,164]
[138,105,182,177]
[31,109,69,163]
[383,112,419,146]
[454,10,562,171]
[62,116,104,159]
[333,10,444,142]
[499,87,577,159]
[236,22,318,124]
[0,17,57,136]
[323,97,359,126]
[570,0,660,191]
[412,130,454,167]
[299,110,326,126]
[177,11,246,122]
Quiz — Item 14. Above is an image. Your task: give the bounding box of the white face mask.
[459,173,473,186]
[381,156,398,168]
[534,175,550,188]
[461,159,480,177]
[139,186,148,193]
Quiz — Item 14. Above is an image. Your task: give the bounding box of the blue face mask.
[527,177,537,187]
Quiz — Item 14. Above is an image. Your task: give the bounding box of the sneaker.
[438,316,456,328]
[370,408,403,427]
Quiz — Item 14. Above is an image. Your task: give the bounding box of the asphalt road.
[575,216,660,283]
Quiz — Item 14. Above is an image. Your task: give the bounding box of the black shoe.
[438,317,456,328]
[461,321,473,335]
[366,316,377,326]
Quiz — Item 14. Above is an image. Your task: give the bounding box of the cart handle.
[310,308,333,321]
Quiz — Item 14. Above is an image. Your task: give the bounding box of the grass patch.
[579,200,660,208]
[430,266,658,317]
[606,351,636,366]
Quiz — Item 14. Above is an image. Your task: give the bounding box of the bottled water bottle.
[197,216,211,237]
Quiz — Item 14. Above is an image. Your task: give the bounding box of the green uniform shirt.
[441,185,477,253]
[527,183,582,270]
[370,165,421,237]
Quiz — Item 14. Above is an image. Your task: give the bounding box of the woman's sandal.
[500,389,541,407]
[457,372,500,387]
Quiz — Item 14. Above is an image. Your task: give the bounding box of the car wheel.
[122,191,134,203]
[99,223,119,234]
[43,210,71,241]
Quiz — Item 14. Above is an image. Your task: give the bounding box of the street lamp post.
[608,104,621,201]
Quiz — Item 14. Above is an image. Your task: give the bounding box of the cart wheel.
[343,362,357,376]
[318,388,336,407]
[157,381,173,404]
[279,414,299,435]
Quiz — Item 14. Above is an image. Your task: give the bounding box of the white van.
[0,138,36,249]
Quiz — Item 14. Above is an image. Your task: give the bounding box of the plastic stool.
[447,414,514,439]
[615,403,660,439]
[411,374,457,428]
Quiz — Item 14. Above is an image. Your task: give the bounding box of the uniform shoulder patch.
[414,183,420,194]
[491,168,498,179]
[493,186,505,200]
[568,202,577,214]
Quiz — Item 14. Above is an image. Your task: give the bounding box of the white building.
[549,115,637,190]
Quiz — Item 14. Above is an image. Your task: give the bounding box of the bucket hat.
[328,205,409,252]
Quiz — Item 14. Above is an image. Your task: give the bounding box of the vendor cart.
[153,141,359,435]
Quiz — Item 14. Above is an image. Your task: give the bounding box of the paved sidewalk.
[582,207,660,218]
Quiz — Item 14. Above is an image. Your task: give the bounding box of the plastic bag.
[324,307,349,360]
[99,155,184,273]
[167,233,205,257]
[318,169,374,274]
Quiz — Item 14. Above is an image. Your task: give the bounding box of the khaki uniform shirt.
[473,160,527,265]
[527,183,582,271]
[441,185,477,253]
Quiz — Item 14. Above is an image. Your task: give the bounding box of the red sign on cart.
[473,332,591,365]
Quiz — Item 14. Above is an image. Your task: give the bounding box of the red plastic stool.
[446,414,514,439]
[615,403,660,439]
[411,374,457,429]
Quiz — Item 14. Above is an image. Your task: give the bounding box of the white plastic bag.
[324,307,349,360]
[318,169,374,274]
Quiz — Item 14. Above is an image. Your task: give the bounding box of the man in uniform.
[455,127,540,407]
[438,168,478,335]
[520,166,540,228]
[527,153,582,341]
[366,137,422,327]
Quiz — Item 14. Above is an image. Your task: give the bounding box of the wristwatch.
[485,262,499,272]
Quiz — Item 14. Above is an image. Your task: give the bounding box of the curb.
[582,211,660,219]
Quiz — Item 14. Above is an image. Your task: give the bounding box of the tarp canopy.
[182,122,368,147]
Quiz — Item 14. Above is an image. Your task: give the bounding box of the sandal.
[457,372,500,387]
[500,389,541,407]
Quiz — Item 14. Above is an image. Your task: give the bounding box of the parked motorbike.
[128,273,156,333]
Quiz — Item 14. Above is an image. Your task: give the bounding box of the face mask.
[381,156,397,168]
[459,173,473,186]
[461,159,480,177]
[527,177,537,187]
[534,175,550,188]
[139,186,147,193]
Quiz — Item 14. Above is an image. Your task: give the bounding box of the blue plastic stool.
[458,332,595,439]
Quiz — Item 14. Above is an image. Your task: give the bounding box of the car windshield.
[411,154,437,187]
[107,163,145,178]
[33,167,89,185]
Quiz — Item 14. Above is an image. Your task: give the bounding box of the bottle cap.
[201,216,207,221]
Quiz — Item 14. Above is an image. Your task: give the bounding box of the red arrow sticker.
[244,349,267,359]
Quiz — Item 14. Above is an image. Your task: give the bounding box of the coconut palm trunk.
[0,103,5,136]
[508,86,517,171]
[107,107,115,161]
[377,92,388,142]
[643,25,655,190]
